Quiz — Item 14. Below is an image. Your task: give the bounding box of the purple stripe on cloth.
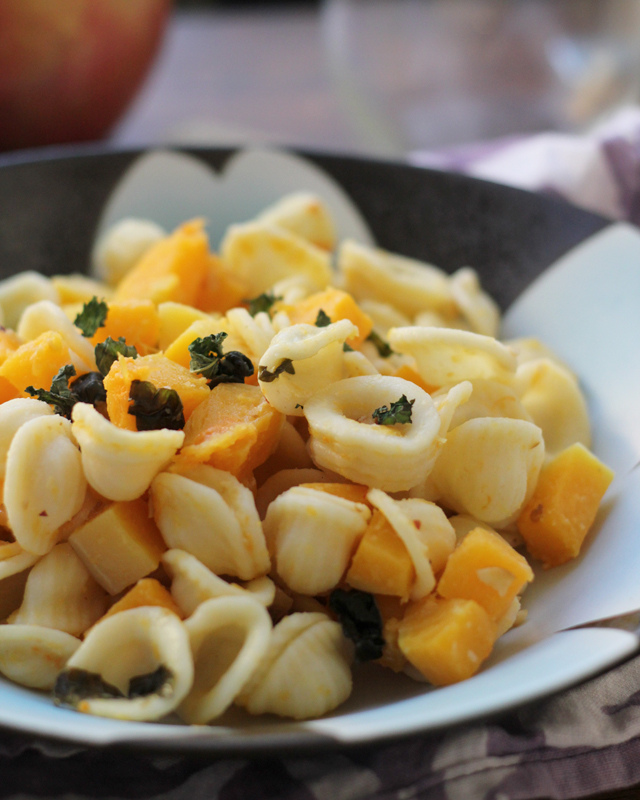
[602,136,640,226]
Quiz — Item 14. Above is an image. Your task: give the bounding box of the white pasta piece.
[56,606,193,721]
[367,489,436,600]
[270,275,320,306]
[91,217,166,286]
[264,486,370,595]
[5,414,87,555]
[449,267,501,337]
[430,417,545,527]
[495,597,523,638]
[394,498,456,574]
[255,192,336,251]
[413,310,464,329]
[9,543,108,635]
[338,240,456,319]
[304,375,442,492]
[0,272,59,330]
[17,300,97,373]
[151,465,270,581]
[342,348,381,378]
[225,307,275,364]
[179,595,272,724]
[358,299,412,336]
[0,398,54,480]
[237,612,353,720]
[258,320,358,416]
[515,357,591,455]
[255,467,331,519]
[220,221,332,297]
[505,336,572,370]
[162,549,274,617]
[255,419,314,483]
[388,327,517,389]
[0,625,80,690]
[71,402,184,502]
[432,381,473,437]
[434,379,532,432]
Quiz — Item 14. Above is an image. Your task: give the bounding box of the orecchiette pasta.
[0,186,613,727]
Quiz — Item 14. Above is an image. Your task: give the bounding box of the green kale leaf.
[372,394,415,425]
[128,380,185,431]
[74,297,108,338]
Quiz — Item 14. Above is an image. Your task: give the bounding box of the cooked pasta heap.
[0,192,614,724]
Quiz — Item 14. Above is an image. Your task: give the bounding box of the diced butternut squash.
[517,442,614,568]
[397,595,497,685]
[90,299,160,355]
[394,364,438,394]
[52,274,112,305]
[197,253,247,314]
[346,509,415,600]
[300,482,370,506]
[157,302,213,351]
[68,498,166,595]
[163,317,232,370]
[103,353,210,431]
[0,330,73,396]
[276,287,373,347]
[179,383,284,477]
[99,578,182,622]
[437,526,533,620]
[114,219,210,307]
[0,328,22,365]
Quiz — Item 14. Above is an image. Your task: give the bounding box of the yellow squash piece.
[346,508,415,600]
[157,302,213,352]
[68,498,166,595]
[114,219,211,307]
[277,287,373,348]
[179,382,284,478]
[397,595,497,685]
[90,299,160,355]
[517,442,614,568]
[437,526,533,620]
[300,482,370,506]
[104,353,210,431]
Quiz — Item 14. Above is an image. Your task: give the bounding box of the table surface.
[109,7,640,799]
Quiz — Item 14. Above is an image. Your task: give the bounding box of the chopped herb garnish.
[245,291,281,317]
[188,333,254,388]
[74,297,108,337]
[372,394,415,426]
[26,364,77,418]
[95,336,138,377]
[315,308,331,327]
[343,342,354,352]
[70,371,107,406]
[329,588,385,662]
[128,380,185,431]
[367,330,394,358]
[53,668,124,707]
[128,665,173,698]
[258,358,295,383]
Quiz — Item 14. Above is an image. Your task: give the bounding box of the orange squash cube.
[437,526,533,620]
[69,498,166,595]
[517,443,614,568]
[276,287,373,347]
[104,353,210,431]
[0,331,73,397]
[346,509,415,600]
[99,578,182,622]
[0,328,22,365]
[397,595,497,685]
[114,219,210,307]
[90,299,159,355]
[197,253,247,314]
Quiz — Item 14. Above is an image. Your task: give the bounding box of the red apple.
[0,0,172,151]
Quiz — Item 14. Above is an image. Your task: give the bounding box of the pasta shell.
[449,267,501,337]
[433,379,532,432]
[264,486,370,595]
[220,221,332,297]
[254,192,336,251]
[9,543,108,635]
[236,612,353,720]
[0,398,54,481]
[5,414,87,555]
[394,497,456,575]
[388,327,517,389]
[151,465,270,581]
[179,595,272,724]
[162,549,275,617]
[55,606,193,721]
[304,375,442,492]
[0,624,80,689]
[258,320,358,416]
[255,467,330,519]
[225,307,275,365]
[430,417,545,527]
[71,402,184,501]
[367,489,436,600]
[91,217,166,286]
[0,271,59,330]
[17,300,96,373]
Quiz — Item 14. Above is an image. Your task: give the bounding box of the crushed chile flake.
[329,588,385,662]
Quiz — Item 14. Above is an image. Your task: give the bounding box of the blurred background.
[2,0,640,158]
